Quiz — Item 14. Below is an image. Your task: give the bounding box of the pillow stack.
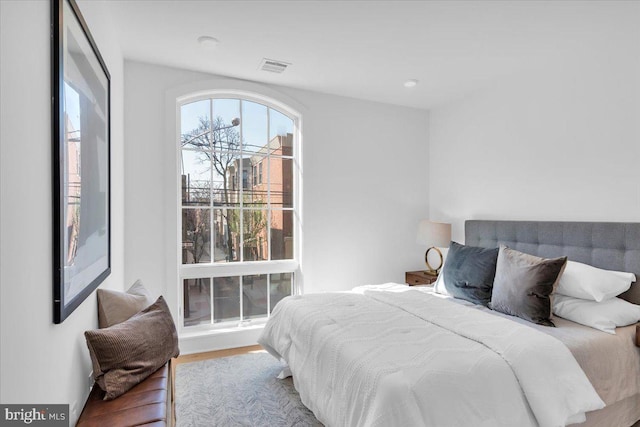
[435,242,565,326]
[85,281,180,400]
[552,261,639,334]
[434,242,640,332]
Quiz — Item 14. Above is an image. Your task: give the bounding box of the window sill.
[180,260,298,279]
[180,321,266,339]
[178,322,267,355]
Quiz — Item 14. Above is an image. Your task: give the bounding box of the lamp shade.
[416,220,451,247]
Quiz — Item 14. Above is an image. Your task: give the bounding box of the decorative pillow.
[433,248,451,296]
[490,246,567,326]
[97,280,155,328]
[85,296,180,400]
[556,261,636,302]
[553,294,640,334]
[441,241,499,306]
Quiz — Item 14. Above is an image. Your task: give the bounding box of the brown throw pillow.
[97,280,154,328]
[490,246,567,326]
[85,296,180,400]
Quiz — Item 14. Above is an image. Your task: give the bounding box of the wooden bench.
[76,362,172,427]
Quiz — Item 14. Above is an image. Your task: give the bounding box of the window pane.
[184,277,211,327]
[243,274,268,319]
[214,276,240,323]
[212,99,240,133]
[181,150,210,206]
[242,101,268,155]
[182,208,211,264]
[211,155,239,207]
[213,208,239,263]
[270,272,292,312]
[267,133,293,157]
[269,108,293,156]
[212,99,240,157]
[210,146,241,206]
[243,209,268,261]
[182,100,212,150]
[271,210,293,260]
[181,100,210,137]
[268,157,293,208]
[246,155,267,206]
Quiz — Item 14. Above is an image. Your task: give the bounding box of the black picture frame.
[52,0,111,323]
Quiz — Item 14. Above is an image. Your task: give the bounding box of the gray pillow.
[85,296,180,400]
[97,280,154,328]
[442,241,499,306]
[490,246,567,326]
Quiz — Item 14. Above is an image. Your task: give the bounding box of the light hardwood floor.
[174,345,264,366]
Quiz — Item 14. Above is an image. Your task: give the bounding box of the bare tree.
[181,116,241,262]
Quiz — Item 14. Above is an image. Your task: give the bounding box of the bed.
[259,220,640,427]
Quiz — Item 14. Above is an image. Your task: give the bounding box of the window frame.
[175,90,302,335]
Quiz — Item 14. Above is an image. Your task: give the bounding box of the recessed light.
[404,79,419,88]
[197,36,219,48]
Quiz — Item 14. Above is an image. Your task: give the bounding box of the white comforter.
[258,285,604,427]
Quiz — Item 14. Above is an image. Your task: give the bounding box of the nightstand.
[405,270,438,286]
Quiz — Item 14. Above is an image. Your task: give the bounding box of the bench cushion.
[77,364,170,427]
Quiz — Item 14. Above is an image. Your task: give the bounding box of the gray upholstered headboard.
[465,220,640,305]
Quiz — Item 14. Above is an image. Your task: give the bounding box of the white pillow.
[433,247,450,296]
[556,261,636,302]
[433,272,449,296]
[553,294,640,334]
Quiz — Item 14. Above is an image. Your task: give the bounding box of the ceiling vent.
[259,58,290,73]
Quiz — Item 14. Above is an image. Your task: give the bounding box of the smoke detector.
[404,79,419,88]
[259,58,290,74]
[197,36,219,49]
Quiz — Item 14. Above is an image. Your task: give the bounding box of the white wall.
[123,61,429,351]
[428,9,640,243]
[0,1,124,423]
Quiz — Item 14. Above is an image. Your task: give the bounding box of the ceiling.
[104,1,637,110]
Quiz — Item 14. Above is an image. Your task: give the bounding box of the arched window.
[178,94,300,330]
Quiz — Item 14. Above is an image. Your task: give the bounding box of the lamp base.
[424,246,444,276]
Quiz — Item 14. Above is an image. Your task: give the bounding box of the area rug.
[175,351,323,427]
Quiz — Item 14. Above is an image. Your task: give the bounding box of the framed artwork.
[52,0,111,323]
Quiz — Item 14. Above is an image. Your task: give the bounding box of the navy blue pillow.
[442,241,499,306]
